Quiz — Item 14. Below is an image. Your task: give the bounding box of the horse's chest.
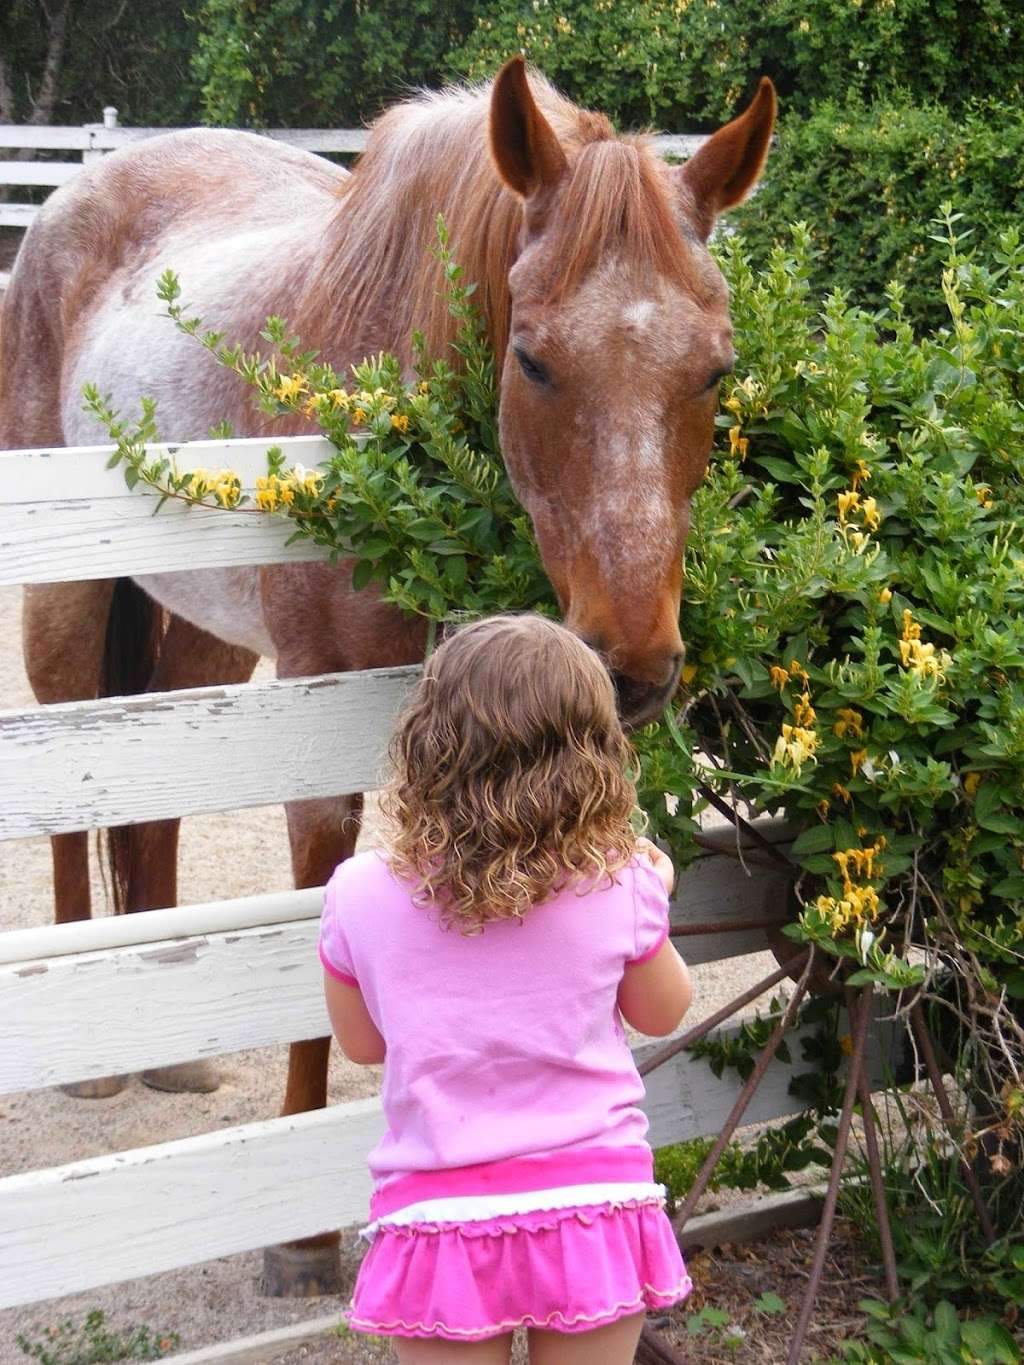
[133,568,276,659]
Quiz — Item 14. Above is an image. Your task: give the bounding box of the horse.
[0,57,775,1293]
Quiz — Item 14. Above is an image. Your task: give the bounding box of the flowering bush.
[90,212,1024,1217]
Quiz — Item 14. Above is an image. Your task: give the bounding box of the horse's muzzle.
[611,653,684,732]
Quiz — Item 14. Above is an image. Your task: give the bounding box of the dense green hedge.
[731,98,1024,329]
[451,0,1024,131]
[192,0,479,127]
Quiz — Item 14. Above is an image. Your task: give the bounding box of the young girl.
[319,614,693,1363]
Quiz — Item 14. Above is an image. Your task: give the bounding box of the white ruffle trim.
[361,1180,666,1241]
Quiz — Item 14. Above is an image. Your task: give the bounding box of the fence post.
[81,107,117,165]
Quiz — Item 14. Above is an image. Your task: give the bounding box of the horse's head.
[489,59,775,728]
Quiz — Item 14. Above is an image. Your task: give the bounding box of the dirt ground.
[0,580,805,1364]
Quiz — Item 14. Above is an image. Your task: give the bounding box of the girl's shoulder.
[325,847,397,897]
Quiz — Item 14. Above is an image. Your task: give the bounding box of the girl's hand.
[635,836,675,898]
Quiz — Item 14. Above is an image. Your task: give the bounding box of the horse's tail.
[100,579,166,915]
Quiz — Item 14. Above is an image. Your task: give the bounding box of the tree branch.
[28,0,72,126]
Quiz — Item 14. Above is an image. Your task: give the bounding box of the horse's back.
[0,129,346,447]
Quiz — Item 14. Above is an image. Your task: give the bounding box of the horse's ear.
[490,56,568,199]
[677,77,776,240]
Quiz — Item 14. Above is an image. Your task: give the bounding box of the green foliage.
[16,1310,178,1365]
[451,0,1023,131]
[0,2,198,126]
[635,212,1024,1007]
[192,0,481,127]
[733,98,1024,328]
[836,1299,1020,1364]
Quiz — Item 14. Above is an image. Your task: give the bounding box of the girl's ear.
[490,56,568,199]
[676,77,776,241]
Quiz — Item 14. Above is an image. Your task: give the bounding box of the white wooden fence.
[0,435,893,1337]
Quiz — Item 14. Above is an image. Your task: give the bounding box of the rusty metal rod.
[671,950,816,1232]
[638,951,809,1079]
[845,988,899,1302]
[786,983,872,1365]
[910,1001,997,1246]
[670,914,790,938]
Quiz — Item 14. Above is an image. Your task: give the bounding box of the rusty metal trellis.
[633,826,995,1365]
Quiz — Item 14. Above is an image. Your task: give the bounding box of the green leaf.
[791,824,835,857]
[351,560,375,592]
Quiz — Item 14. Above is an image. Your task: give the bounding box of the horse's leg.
[121,612,260,1093]
[23,580,127,1097]
[260,790,363,1297]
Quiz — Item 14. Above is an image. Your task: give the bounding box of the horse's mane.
[301,73,700,369]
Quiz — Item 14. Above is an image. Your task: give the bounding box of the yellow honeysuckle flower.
[212,469,241,509]
[794,691,816,727]
[901,609,922,641]
[353,408,367,425]
[274,373,307,402]
[848,529,870,554]
[391,413,411,434]
[772,722,819,776]
[187,468,212,497]
[860,496,881,531]
[417,380,430,394]
[878,587,893,604]
[769,665,790,691]
[833,707,865,739]
[963,771,982,798]
[850,748,868,776]
[832,782,852,804]
[850,459,871,491]
[975,485,994,509]
[789,659,808,682]
[837,489,860,523]
[728,424,749,459]
[328,388,351,410]
[723,394,743,414]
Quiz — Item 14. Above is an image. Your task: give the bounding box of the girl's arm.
[620,838,692,1036]
[323,972,387,1064]
[618,940,693,1037]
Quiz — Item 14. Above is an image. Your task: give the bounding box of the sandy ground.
[0,582,779,1362]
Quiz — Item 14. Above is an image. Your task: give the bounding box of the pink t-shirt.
[318,849,670,1186]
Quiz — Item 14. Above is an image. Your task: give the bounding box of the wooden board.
[0,665,420,840]
[0,162,81,186]
[0,1010,897,1309]
[0,437,338,585]
[0,204,39,229]
[0,854,790,1094]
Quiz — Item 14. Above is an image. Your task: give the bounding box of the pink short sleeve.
[318,865,360,988]
[627,857,671,965]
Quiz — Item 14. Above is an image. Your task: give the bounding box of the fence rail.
[0,429,857,1334]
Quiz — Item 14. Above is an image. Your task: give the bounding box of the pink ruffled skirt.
[347,1198,691,1341]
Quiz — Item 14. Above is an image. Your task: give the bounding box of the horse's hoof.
[140,1061,221,1093]
[61,1075,127,1099]
[260,1238,343,1297]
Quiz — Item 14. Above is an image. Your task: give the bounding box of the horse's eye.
[514,346,550,386]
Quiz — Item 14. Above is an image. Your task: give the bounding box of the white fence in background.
[0,434,893,1342]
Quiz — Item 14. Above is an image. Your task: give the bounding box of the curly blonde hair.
[381,615,639,932]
